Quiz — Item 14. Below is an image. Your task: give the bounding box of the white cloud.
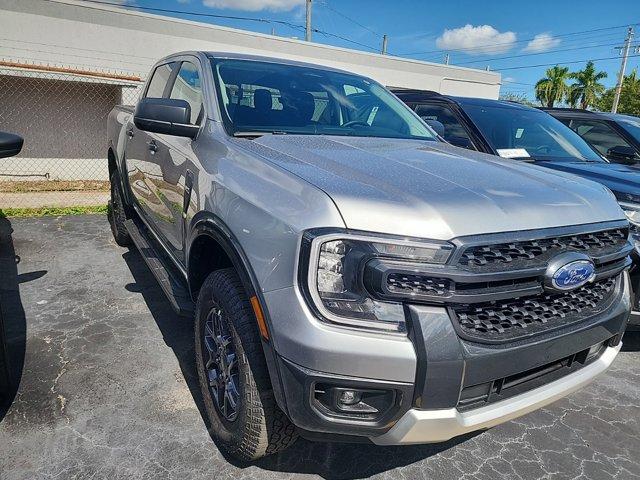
[503,76,517,83]
[436,24,516,55]
[202,0,304,11]
[523,33,561,53]
[177,0,190,3]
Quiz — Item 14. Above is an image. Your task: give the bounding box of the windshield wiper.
[233,130,290,138]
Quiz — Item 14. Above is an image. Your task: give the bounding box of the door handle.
[148,140,158,154]
[126,128,134,138]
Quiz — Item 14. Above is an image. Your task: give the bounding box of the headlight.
[300,230,454,334]
[619,201,640,227]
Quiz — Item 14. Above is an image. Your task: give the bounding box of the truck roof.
[160,50,360,77]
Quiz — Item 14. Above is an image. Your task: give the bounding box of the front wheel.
[195,268,297,461]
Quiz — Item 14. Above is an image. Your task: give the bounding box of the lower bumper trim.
[371,343,621,445]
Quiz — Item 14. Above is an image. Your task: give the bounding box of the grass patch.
[0,180,110,193]
[0,205,108,218]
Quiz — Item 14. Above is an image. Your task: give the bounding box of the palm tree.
[535,65,571,107]
[568,61,608,110]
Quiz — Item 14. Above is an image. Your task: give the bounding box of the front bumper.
[372,343,620,445]
[264,273,630,442]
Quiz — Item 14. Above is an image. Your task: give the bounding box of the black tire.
[195,268,297,461]
[107,171,132,247]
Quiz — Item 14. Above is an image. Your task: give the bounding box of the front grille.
[458,227,628,271]
[387,273,450,297]
[365,222,630,344]
[453,276,618,343]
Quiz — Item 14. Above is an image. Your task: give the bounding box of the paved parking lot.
[1,214,639,480]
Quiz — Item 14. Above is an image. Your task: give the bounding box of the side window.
[414,104,476,150]
[170,62,204,125]
[145,63,177,98]
[568,119,635,157]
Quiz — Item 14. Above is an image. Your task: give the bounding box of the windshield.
[211,59,436,141]
[462,103,604,162]
[619,117,640,143]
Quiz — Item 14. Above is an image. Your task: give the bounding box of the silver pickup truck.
[107,52,632,461]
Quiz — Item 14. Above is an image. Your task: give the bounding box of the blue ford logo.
[550,259,595,291]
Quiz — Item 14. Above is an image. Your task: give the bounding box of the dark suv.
[543,108,640,164]
[393,89,640,327]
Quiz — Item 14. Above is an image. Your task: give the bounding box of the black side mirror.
[0,132,24,158]
[422,118,445,138]
[607,145,637,164]
[134,98,199,139]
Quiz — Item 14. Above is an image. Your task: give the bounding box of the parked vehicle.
[107,53,632,461]
[394,89,640,328]
[543,108,640,164]
[0,131,24,399]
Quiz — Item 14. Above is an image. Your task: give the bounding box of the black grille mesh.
[387,273,450,297]
[453,277,618,342]
[459,228,627,269]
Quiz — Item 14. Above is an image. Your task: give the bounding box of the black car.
[0,131,24,401]
[393,89,640,328]
[543,108,640,164]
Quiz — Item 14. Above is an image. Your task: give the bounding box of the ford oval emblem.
[550,259,595,291]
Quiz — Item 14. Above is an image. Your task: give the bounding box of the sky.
[110,0,639,100]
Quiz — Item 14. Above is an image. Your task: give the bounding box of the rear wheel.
[107,171,132,247]
[195,268,297,461]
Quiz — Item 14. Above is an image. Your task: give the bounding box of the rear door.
[142,58,205,263]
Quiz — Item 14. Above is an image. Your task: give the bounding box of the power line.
[319,1,380,37]
[494,53,640,72]
[313,29,379,52]
[402,30,627,63]
[399,24,638,57]
[68,0,306,31]
[459,40,636,65]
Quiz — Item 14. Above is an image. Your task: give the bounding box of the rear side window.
[170,61,204,125]
[145,62,177,98]
[414,103,476,150]
[567,119,637,158]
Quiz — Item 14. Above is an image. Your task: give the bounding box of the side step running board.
[124,218,194,317]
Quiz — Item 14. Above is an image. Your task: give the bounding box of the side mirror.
[0,132,24,158]
[607,145,637,164]
[422,118,445,137]
[134,98,199,139]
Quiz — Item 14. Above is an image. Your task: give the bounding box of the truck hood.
[244,135,625,239]
[537,161,640,203]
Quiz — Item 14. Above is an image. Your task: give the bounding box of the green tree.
[596,69,640,115]
[568,61,608,109]
[535,65,571,107]
[499,92,536,107]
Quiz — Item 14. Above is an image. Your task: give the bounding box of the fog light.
[338,390,361,406]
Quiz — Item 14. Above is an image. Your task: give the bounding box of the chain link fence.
[0,66,144,210]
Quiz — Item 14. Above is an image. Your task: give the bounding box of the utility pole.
[444,53,450,65]
[305,0,312,42]
[381,35,388,54]
[612,26,634,113]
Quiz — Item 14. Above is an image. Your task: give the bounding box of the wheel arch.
[187,212,290,414]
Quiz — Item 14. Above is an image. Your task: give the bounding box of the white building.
[0,0,501,183]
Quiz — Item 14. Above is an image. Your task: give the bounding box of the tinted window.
[463,103,603,162]
[617,118,640,144]
[211,59,436,141]
[146,63,176,98]
[414,104,476,149]
[567,119,637,158]
[170,62,204,125]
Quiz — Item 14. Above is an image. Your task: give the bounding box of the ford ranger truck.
[107,52,632,461]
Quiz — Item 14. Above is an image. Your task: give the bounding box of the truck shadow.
[0,217,39,420]
[121,247,476,477]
